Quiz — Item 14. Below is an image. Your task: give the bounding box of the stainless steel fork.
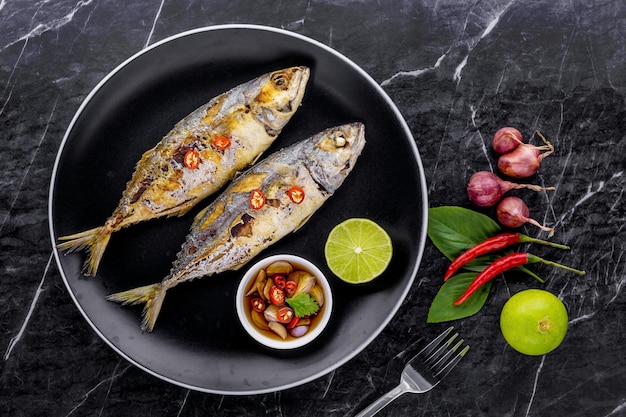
[354,326,470,417]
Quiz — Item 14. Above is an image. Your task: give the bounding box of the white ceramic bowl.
[236,254,333,350]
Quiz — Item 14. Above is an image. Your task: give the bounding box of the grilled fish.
[58,66,310,276]
[107,123,366,332]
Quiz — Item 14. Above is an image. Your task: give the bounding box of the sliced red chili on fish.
[287,186,305,204]
[251,297,265,312]
[212,136,231,150]
[183,149,200,169]
[250,189,266,210]
[276,307,294,324]
[269,285,285,305]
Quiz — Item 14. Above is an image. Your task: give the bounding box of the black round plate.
[49,25,428,394]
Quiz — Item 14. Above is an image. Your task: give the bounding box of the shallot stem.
[525,218,555,237]
[535,130,555,158]
[508,180,555,192]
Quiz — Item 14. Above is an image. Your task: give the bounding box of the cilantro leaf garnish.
[286,293,320,317]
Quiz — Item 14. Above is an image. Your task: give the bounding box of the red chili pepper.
[249,189,266,210]
[183,149,200,169]
[287,316,300,329]
[454,253,530,306]
[453,252,585,306]
[212,136,231,150]
[269,286,285,305]
[276,307,294,324]
[285,280,297,296]
[273,275,286,289]
[251,297,265,312]
[444,232,570,281]
[287,186,305,204]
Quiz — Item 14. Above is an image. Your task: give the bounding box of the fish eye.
[333,134,347,147]
[271,73,287,87]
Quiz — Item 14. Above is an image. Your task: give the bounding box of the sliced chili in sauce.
[269,286,285,305]
[273,275,287,289]
[251,297,265,313]
[287,316,300,329]
[285,280,297,296]
[276,307,294,324]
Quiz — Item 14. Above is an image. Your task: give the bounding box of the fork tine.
[418,327,470,381]
[434,342,470,379]
[430,338,464,372]
[417,326,454,359]
[423,333,459,366]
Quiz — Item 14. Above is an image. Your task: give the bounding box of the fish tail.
[57,227,112,276]
[106,283,166,332]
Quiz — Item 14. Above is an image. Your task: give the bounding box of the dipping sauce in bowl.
[236,254,333,349]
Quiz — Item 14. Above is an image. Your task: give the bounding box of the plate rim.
[48,23,429,395]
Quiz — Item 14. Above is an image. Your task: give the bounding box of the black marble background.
[2,1,625,416]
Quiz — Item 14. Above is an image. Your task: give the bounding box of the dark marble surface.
[2,1,626,416]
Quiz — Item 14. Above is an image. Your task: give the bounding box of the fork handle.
[354,383,407,417]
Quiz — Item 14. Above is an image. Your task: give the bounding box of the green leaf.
[286,293,320,317]
[427,272,492,323]
[428,206,501,261]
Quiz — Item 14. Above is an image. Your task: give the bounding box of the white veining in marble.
[65,361,131,416]
[525,355,545,416]
[175,389,190,417]
[556,171,624,226]
[605,401,626,417]
[1,95,59,233]
[0,37,26,116]
[2,0,95,51]
[145,0,165,48]
[380,53,446,87]
[4,254,52,360]
[282,0,312,31]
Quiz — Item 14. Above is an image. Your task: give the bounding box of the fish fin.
[250,151,264,166]
[232,170,244,181]
[57,227,111,276]
[106,283,166,332]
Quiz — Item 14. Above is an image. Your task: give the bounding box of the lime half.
[324,218,392,284]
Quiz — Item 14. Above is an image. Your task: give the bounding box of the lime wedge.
[324,218,392,284]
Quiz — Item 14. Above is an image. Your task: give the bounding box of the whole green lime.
[500,289,568,356]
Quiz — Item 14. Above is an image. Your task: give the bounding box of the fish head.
[303,123,366,194]
[252,66,310,133]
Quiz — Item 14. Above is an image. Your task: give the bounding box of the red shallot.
[467,171,555,207]
[496,196,555,237]
[492,127,523,154]
[498,130,554,178]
